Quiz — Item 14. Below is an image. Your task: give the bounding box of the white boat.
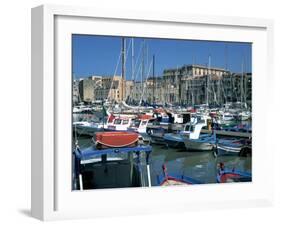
[221,112,235,121]
[73,120,106,136]
[73,106,83,113]
[73,105,93,113]
[238,111,251,121]
[73,112,113,136]
[128,115,155,134]
[105,117,134,131]
[172,113,183,124]
[183,123,216,151]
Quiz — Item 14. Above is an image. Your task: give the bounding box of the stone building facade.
[76,64,252,106]
[94,76,132,103]
[78,76,102,103]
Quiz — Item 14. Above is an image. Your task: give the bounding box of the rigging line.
[132,40,144,81]
[131,55,143,100]
[139,59,153,106]
[107,51,122,100]
[125,38,132,64]
[107,38,131,102]
[130,42,146,100]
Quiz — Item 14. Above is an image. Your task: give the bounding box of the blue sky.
[72,35,252,79]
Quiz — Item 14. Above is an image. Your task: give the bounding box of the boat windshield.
[114,119,122,125]
[132,119,141,127]
[185,124,194,132]
[140,120,147,126]
[122,119,129,125]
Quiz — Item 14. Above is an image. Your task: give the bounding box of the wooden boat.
[93,131,139,149]
[216,163,252,183]
[157,165,201,186]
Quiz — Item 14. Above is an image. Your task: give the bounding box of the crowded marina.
[72,102,252,190]
[72,36,252,190]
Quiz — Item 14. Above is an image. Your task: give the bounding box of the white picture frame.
[31,4,274,221]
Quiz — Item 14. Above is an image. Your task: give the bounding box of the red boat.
[138,114,153,120]
[94,131,139,149]
[216,163,252,183]
[158,164,202,186]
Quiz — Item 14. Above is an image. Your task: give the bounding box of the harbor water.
[73,113,252,186]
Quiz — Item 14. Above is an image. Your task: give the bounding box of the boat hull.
[163,133,185,149]
[150,133,166,145]
[94,132,139,149]
[157,174,201,186]
[184,140,214,151]
[217,170,252,183]
[216,144,242,156]
[73,124,103,136]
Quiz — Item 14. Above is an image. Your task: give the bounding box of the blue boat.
[215,138,251,156]
[163,133,185,149]
[147,127,166,145]
[157,165,202,186]
[183,123,217,151]
[73,144,152,190]
[163,122,194,149]
[216,163,252,183]
[216,139,244,156]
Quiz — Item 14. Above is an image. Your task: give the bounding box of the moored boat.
[215,138,249,156]
[105,116,134,131]
[127,114,155,134]
[183,123,216,151]
[157,165,201,186]
[163,133,186,149]
[73,132,152,190]
[93,131,139,149]
[216,162,252,183]
[163,119,202,149]
[73,121,105,136]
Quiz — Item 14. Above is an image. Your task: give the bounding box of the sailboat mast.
[132,38,134,81]
[141,39,145,98]
[206,55,211,106]
[152,54,155,104]
[240,60,244,106]
[121,37,126,101]
[131,38,134,103]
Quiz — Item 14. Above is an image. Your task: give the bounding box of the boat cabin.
[106,117,133,131]
[73,145,152,190]
[128,115,156,134]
